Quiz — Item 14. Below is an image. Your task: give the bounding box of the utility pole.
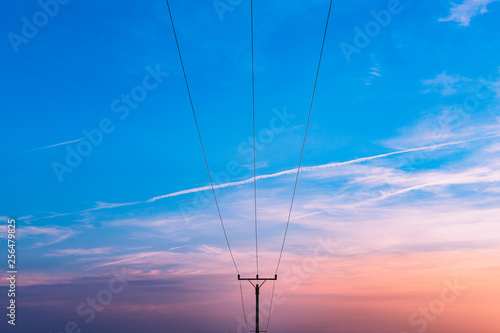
[238,274,277,333]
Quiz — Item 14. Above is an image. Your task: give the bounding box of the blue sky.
[1,0,500,332]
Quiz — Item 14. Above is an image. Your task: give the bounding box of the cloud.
[439,0,499,26]
[364,55,382,86]
[46,247,113,256]
[10,125,500,290]
[93,201,142,210]
[198,245,224,254]
[18,215,35,220]
[100,128,500,271]
[369,165,500,202]
[382,103,500,151]
[19,226,79,246]
[147,135,497,202]
[24,79,500,225]
[311,133,500,208]
[27,133,497,227]
[422,71,471,96]
[25,138,84,152]
[168,245,189,251]
[85,252,158,271]
[29,201,142,222]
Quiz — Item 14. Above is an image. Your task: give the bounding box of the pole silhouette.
[238,274,277,333]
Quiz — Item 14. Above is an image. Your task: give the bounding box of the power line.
[239,280,250,332]
[165,1,249,328]
[267,0,334,330]
[274,0,333,278]
[265,279,277,331]
[166,0,334,330]
[251,0,259,276]
[165,0,240,275]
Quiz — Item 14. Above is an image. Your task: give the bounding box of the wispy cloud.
[13,122,500,283]
[147,135,496,202]
[439,0,499,26]
[382,99,500,150]
[19,226,79,247]
[369,166,500,202]
[364,55,382,86]
[85,252,159,271]
[27,134,497,226]
[422,71,471,96]
[25,138,84,152]
[30,201,142,222]
[168,245,189,251]
[46,247,113,256]
[93,201,141,210]
[198,245,224,254]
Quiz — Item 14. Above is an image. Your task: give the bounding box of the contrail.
[85,252,157,271]
[25,138,84,152]
[30,134,499,221]
[148,135,496,202]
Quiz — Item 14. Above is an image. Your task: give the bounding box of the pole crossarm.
[238,274,277,281]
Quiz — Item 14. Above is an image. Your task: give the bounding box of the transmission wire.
[251,0,259,276]
[165,0,240,275]
[266,0,334,330]
[165,0,250,329]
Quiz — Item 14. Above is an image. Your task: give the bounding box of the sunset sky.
[1,0,500,332]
